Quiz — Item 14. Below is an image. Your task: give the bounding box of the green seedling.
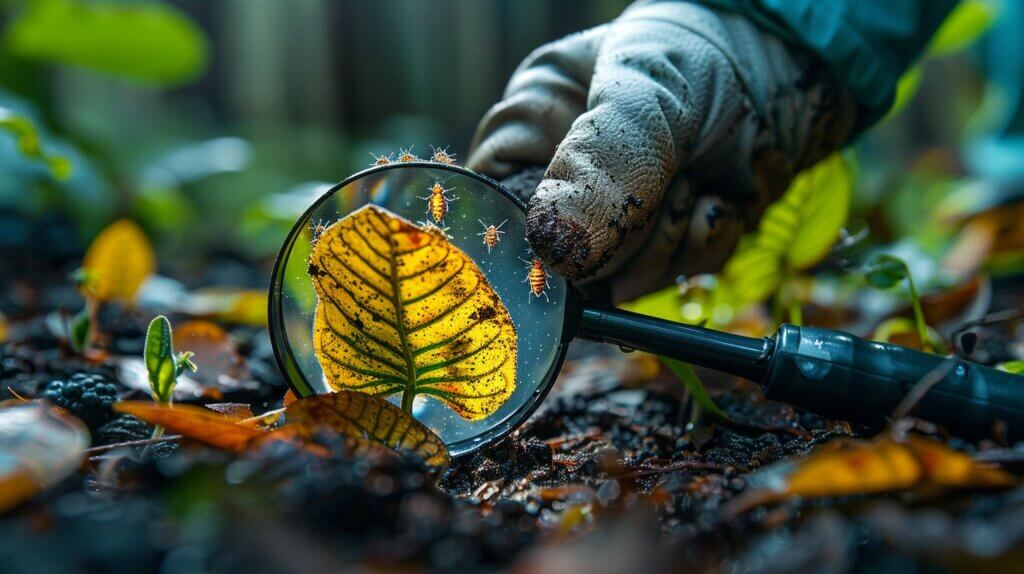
[144,315,196,441]
[144,315,196,405]
[861,254,943,353]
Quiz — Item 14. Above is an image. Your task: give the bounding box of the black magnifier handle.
[577,306,1024,441]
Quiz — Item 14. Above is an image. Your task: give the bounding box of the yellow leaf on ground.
[905,434,1014,488]
[284,391,449,472]
[82,219,155,303]
[734,433,1015,512]
[309,205,517,420]
[0,405,88,512]
[114,401,262,452]
[783,437,922,498]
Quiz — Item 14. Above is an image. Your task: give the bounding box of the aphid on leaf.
[478,219,507,253]
[521,258,551,302]
[398,147,418,162]
[310,219,329,245]
[431,146,456,165]
[419,181,457,225]
[369,153,392,167]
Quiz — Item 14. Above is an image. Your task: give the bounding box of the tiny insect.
[431,146,456,165]
[477,219,507,253]
[369,153,392,166]
[419,181,457,224]
[310,219,328,245]
[522,258,551,302]
[398,147,418,162]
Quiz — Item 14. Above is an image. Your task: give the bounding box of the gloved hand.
[467,1,858,303]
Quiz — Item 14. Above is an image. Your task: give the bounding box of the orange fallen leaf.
[904,434,1014,487]
[114,401,262,453]
[729,433,1015,515]
[172,320,247,386]
[783,437,922,498]
[283,389,298,406]
[203,402,254,420]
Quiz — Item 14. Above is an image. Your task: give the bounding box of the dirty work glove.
[468,1,858,303]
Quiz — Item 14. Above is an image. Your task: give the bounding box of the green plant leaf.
[309,205,518,420]
[720,154,851,305]
[927,0,997,57]
[621,286,681,321]
[998,361,1024,375]
[6,0,208,85]
[887,66,924,119]
[68,308,90,354]
[661,358,730,421]
[145,315,177,403]
[0,107,71,179]
[862,254,909,289]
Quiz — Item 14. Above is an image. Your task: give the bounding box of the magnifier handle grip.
[766,325,1024,441]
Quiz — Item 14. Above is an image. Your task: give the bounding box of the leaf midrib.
[382,220,419,414]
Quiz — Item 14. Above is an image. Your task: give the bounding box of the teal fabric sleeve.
[687,0,961,129]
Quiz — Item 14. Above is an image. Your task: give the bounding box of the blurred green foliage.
[6,0,207,85]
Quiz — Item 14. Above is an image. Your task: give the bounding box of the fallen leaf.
[309,205,517,420]
[904,434,1014,487]
[782,437,922,498]
[0,405,89,512]
[284,392,449,472]
[114,401,262,452]
[82,219,155,303]
[736,433,1014,509]
[182,288,267,326]
[203,402,254,420]
[283,389,298,406]
[171,320,248,386]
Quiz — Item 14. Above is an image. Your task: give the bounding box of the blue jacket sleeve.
[690,0,961,128]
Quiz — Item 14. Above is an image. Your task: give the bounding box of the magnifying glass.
[270,162,1024,456]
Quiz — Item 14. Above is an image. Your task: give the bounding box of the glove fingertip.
[526,181,603,280]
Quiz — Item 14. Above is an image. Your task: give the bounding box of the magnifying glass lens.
[269,163,570,455]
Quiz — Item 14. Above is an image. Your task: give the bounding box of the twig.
[891,358,956,422]
[84,434,181,454]
[611,460,739,480]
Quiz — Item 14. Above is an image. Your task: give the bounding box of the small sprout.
[430,146,456,165]
[144,315,197,405]
[369,152,392,166]
[397,147,418,162]
[861,254,943,353]
[68,309,91,355]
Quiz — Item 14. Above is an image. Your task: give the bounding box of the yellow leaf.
[309,205,517,421]
[0,311,7,343]
[904,435,1014,488]
[0,405,88,512]
[284,392,449,472]
[183,288,268,326]
[114,401,263,452]
[82,219,155,303]
[783,437,922,498]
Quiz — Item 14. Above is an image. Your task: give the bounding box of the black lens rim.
[267,161,573,458]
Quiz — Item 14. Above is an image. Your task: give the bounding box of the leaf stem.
[905,272,932,352]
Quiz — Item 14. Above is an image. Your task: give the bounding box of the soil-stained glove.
[468,1,858,303]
